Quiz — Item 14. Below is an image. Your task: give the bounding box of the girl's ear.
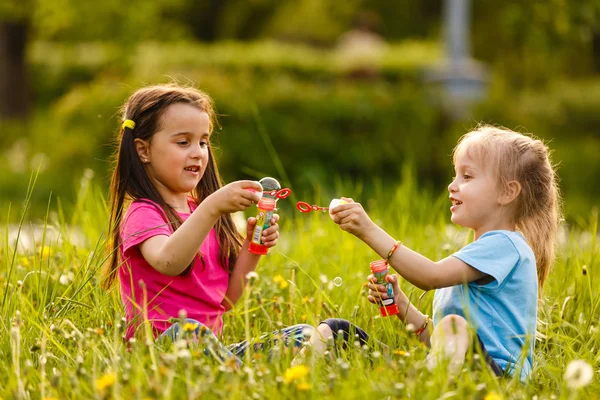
[499,181,521,205]
[134,138,150,163]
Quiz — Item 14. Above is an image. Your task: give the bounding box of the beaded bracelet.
[414,315,431,337]
[386,240,403,262]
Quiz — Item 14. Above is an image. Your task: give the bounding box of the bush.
[2,40,599,220]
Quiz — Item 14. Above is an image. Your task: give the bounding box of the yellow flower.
[40,246,52,258]
[95,373,116,391]
[393,349,409,356]
[283,364,309,384]
[19,256,30,267]
[484,392,503,400]
[183,322,199,332]
[272,274,289,289]
[296,382,311,391]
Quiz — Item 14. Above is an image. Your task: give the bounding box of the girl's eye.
[463,174,472,180]
[177,141,188,146]
[200,141,208,148]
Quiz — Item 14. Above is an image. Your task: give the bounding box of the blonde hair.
[453,125,562,290]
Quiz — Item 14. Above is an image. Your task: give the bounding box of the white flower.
[246,271,259,281]
[564,359,594,390]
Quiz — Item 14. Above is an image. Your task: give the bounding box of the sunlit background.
[1,0,599,220]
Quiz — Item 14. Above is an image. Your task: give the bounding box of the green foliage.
[2,39,600,221]
[0,177,598,398]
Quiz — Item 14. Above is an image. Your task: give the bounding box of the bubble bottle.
[248,196,277,255]
[369,260,399,316]
[249,177,286,255]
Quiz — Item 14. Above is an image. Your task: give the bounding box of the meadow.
[1,170,598,399]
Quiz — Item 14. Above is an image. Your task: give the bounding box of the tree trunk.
[592,30,600,73]
[0,21,29,120]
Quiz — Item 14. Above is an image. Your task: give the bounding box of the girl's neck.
[474,221,516,240]
[160,192,191,214]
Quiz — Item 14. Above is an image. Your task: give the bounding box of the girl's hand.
[367,273,404,305]
[208,180,262,215]
[246,214,280,247]
[330,198,376,239]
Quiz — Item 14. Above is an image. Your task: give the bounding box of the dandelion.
[564,359,594,390]
[283,364,309,384]
[246,271,259,282]
[95,372,116,391]
[178,309,188,319]
[302,327,314,340]
[393,349,409,356]
[296,382,311,391]
[319,274,328,284]
[183,322,198,332]
[40,246,52,258]
[272,274,289,289]
[484,392,502,400]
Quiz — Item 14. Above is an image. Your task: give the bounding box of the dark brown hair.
[102,84,243,289]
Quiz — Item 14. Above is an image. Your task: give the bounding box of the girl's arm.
[139,181,262,276]
[332,202,486,290]
[362,224,485,290]
[222,214,280,310]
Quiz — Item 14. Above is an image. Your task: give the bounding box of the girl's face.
[138,103,210,209]
[447,148,504,238]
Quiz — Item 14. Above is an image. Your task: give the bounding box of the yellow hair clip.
[122,119,136,130]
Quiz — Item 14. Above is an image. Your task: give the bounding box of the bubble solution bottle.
[249,197,277,255]
[369,260,400,317]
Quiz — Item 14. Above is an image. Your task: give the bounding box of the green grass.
[1,172,598,399]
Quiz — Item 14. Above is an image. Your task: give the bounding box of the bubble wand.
[296,198,349,219]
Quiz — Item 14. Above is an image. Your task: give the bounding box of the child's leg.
[159,318,242,366]
[426,314,471,376]
[228,323,315,359]
[292,318,378,365]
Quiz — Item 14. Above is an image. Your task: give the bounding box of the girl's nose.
[191,144,203,158]
[448,179,457,193]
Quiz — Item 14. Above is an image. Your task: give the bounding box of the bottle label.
[252,210,267,244]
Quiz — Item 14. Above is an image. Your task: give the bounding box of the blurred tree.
[0,0,30,119]
[31,0,190,42]
[472,0,600,85]
[176,0,441,44]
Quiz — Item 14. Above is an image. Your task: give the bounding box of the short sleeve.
[121,202,172,253]
[451,232,520,290]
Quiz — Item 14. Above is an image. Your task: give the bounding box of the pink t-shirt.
[119,199,229,340]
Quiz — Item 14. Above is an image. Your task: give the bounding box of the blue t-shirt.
[432,230,537,381]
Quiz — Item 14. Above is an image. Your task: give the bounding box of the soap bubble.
[333,277,343,287]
